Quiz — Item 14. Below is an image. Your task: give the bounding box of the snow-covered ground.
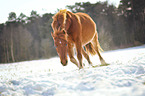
[0,45,145,96]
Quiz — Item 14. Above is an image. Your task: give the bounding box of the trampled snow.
[0,45,145,96]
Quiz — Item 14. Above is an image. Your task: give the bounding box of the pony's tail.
[93,33,104,52]
[85,43,96,56]
[85,33,104,55]
[97,41,104,52]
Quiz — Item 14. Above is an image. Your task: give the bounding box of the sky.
[0,0,120,23]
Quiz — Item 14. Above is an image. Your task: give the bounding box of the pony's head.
[51,28,68,66]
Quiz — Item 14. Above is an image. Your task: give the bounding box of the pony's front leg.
[68,42,79,67]
[75,41,83,69]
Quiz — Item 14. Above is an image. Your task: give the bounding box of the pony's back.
[74,12,97,46]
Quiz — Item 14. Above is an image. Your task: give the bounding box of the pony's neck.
[65,11,73,31]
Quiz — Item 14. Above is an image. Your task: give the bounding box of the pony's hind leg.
[95,45,106,65]
[92,34,107,66]
[82,48,93,66]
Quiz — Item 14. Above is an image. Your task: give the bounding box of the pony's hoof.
[78,66,83,69]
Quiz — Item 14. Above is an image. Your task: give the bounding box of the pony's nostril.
[61,61,63,65]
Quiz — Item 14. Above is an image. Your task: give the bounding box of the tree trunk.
[10,28,15,62]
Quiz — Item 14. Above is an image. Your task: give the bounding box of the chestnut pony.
[51,9,107,69]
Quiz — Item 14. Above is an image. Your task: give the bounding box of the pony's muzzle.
[61,60,68,66]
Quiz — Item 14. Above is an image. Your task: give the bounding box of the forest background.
[0,0,144,63]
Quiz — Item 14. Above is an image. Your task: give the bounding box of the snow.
[0,45,145,96]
